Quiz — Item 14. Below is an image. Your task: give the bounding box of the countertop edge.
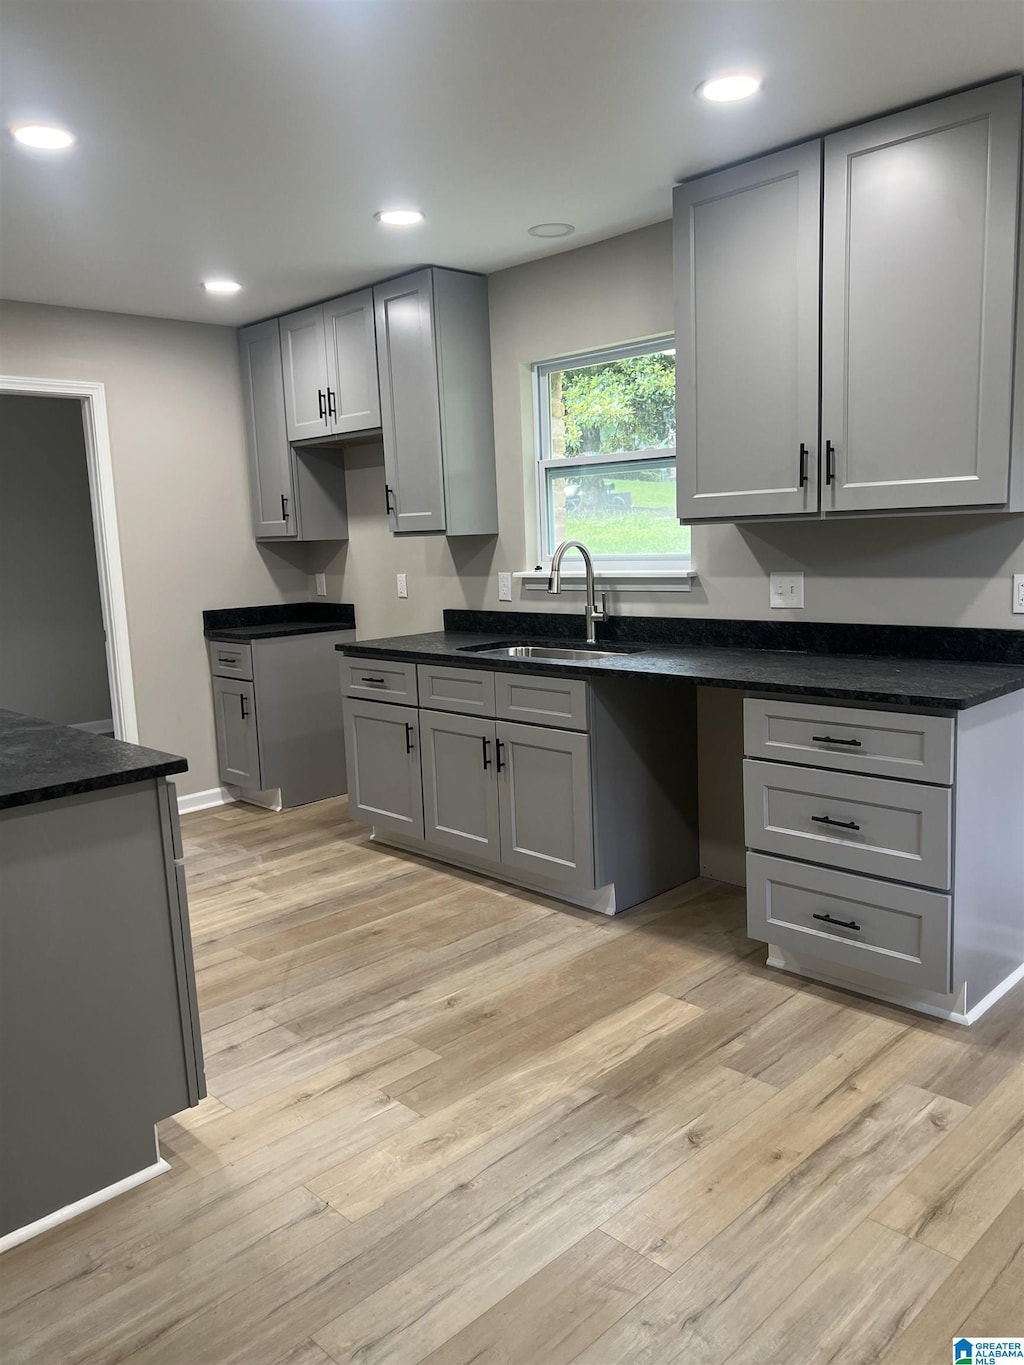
[0,755,190,812]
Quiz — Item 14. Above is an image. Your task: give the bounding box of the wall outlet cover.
[1014,573,1024,614]
[314,572,327,597]
[396,573,408,600]
[497,571,512,602]
[770,571,805,609]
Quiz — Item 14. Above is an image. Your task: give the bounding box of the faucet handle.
[592,591,607,621]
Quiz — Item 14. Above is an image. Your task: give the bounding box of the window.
[535,339,689,568]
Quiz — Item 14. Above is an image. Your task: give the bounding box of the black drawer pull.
[813,912,861,932]
[811,734,862,747]
[404,722,415,754]
[361,676,386,685]
[812,814,861,831]
[217,656,236,666]
[481,736,491,770]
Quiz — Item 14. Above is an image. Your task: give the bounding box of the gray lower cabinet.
[210,630,354,807]
[674,75,1024,521]
[374,268,498,536]
[212,675,260,786]
[419,709,500,860]
[496,720,593,887]
[344,662,699,913]
[344,697,424,839]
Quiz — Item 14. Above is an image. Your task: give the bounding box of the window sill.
[513,569,697,594]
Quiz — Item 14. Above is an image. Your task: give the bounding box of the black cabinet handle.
[317,389,326,420]
[239,694,249,720]
[482,736,491,770]
[327,388,337,419]
[811,814,861,831]
[813,912,861,932]
[361,676,386,685]
[385,484,395,516]
[799,443,809,488]
[825,440,836,486]
[404,722,415,754]
[281,493,290,521]
[811,734,862,747]
[217,656,235,666]
[495,740,505,773]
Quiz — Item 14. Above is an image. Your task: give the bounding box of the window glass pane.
[546,459,690,559]
[547,348,675,459]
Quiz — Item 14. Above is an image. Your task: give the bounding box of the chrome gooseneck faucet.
[548,539,606,644]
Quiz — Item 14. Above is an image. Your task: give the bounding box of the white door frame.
[0,374,139,743]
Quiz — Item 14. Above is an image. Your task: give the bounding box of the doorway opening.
[0,376,137,742]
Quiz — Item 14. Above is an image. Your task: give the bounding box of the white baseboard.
[964,959,1024,1024]
[176,785,236,815]
[0,1156,170,1254]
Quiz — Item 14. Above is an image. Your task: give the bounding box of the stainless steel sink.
[458,641,638,663]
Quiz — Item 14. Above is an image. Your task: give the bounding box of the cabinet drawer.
[342,656,418,706]
[494,673,588,731]
[743,759,952,890]
[417,664,495,717]
[744,697,954,785]
[747,852,951,994]
[208,640,253,681]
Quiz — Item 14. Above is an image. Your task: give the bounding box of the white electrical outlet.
[1014,573,1024,614]
[396,573,408,599]
[770,571,805,609]
[314,572,327,597]
[497,572,512,602]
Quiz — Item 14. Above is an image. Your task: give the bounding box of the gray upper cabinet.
[675,141,822,521]
[280,304,332,443]
[822,78,1022,514]
[420,709,501,861]
[374,267,498,536]
[281,293,381,444]
[496,720,594,888]
[238,319,295,537]
[324,289,381,434]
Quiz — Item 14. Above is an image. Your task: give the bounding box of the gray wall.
[0,395,112,725]
[0,300,311,797]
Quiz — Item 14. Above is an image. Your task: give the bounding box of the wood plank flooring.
[2,795,1021,1364]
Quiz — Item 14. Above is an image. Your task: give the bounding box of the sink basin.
[457,641,639,663]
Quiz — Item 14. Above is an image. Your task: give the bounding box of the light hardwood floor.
[2,796,1022,1364]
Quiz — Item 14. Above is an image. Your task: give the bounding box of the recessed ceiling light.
[203,278,242,294]
[374,209,424,226]
[11,123,76,150]
[697,74,761,103]
[528,222,576,239]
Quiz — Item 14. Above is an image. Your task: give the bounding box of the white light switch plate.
[396,573,408,599]
[1013,573,1024,614]
[497,572,512,602]
[770,571,805,609]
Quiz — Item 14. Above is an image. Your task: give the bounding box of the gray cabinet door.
[496,721,594,888]
[324,289,381,435]
[238,320,295,538]
[280,304,331,443]
[343,697,424,839]
[212,676,261,788]
[374,270,446,532]
[420,710,500,862]
[674,141,822,521]
[822,78,1022,513]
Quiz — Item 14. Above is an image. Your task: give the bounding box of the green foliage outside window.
[550,351,675,459]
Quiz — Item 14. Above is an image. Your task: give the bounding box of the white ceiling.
[2,0,1022,326]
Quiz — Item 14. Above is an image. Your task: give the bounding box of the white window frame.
[533,337,691,576]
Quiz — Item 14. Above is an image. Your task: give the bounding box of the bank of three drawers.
[743,697,958,994]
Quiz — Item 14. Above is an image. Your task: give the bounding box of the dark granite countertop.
[336,616,1024,710]
[0,710,188,811]
[204,602,355,643]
